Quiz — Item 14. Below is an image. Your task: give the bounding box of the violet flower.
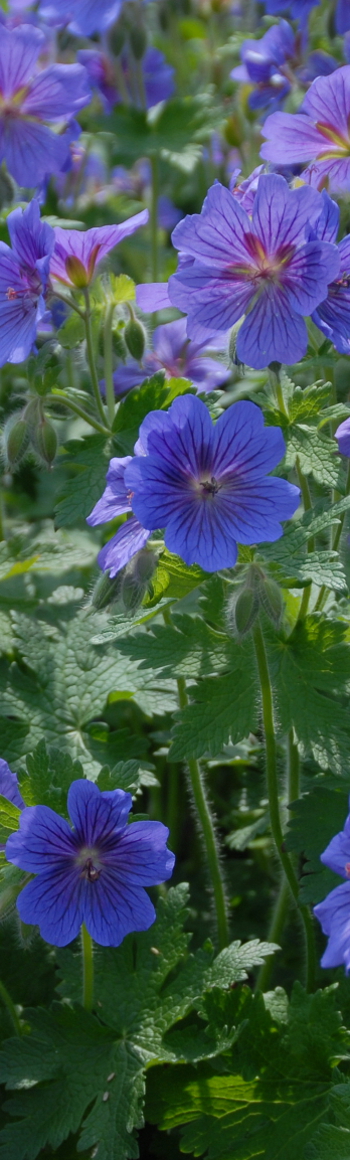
[0,759,24,811]
[262,0,319,19]
[309,191,350,355]
[107,318,230,396]
[86,456,151,577]
[261,66,350,194]
[335,418,350,457]
[168,175,339,370]
[122,396,300,573]
[0,24,90,188]
[314,802,350,973]
[38,0,123,34]
[0,199,54,366]
[6,779,175,947]
[79,46,175,112]
[231,20,295,113]
[50,211,148,288]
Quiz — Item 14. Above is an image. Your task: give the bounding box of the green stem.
[81,924,94,1012]
[0,978,22,1036]
[83,290,109,428]
[255,878,290,993]
[150,155,159,284]
[315,460,350,612]
[47,393,110,436]
[252,622,315,991]
[295,457,314,623]
[103,302,116,429]
[176,674,229,950]
[51,289,86,320]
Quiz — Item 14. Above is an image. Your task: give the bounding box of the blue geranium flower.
[168,175,339,369]
[0,199,54,367]
[123,396,300,573]
[103,318,230,397]
[261,67,350,194]
[231,20,295,113]
[86,455,151,576]
[314,802,350,973]
[0,759,24,811]
[6,779,175,947]
[0,24,90,188]
[38,0,123,34]
[309,191,350,355]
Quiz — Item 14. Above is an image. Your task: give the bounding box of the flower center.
[199,476,221,497]
[76,846,101,882]
[233,232,294,285]
[316,121,350,158]
[345,862,350,877]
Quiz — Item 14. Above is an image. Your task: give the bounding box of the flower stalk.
[81,923,94,1013]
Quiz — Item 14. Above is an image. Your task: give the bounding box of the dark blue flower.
[168,175,339,369]
[123,396,300,572]
[0,24,90,188]
[6,779,175,947]
[314,803,350,972]
[0,759,24,811]
[0,199,54,367]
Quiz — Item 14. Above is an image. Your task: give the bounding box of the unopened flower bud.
[31,416,58,467]
[129,24,148,59]
[3,412,30,469]
[121,549,157,613]
[108,22,127,56]
[233,587,259,638]
[90,570,124,611]
[124,318,146,361]
[259,576,283,627]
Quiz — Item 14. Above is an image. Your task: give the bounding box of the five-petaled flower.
[0,199,54,366]
[89,396,300,576]
[310,191,350,354]
[5,779,175,947]
[314,802,350,973]
[0,24,90,188]
[261,66,350,193]
[168,175,339,369]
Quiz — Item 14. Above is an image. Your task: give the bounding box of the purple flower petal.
[83,875,156,946]
[237,285,309,368]
[6,804,76,871]
[51,212,148,286]
[67,780,132,845]
[97,517,151,577]
[136,282,171,312]
[314,882,350,971]
[0,759,24,810]
[86,457,133,527]
[17,867,83,946]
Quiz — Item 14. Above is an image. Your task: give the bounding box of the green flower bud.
[259,576,284,627]
[121,549,157,613]
[90,570,124,611]
[124,318,146,361]
[3,412,30,469]
[31,417,58,468]
[108,22,127,56]
[234,588,259,638]
[129,24,148,59]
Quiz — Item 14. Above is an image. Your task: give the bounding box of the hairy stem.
[83,290,109,428]
[174,676,229,948]
[252,621,315,991]
[150,155,159,284]
[103,302,116,429]
[47,393,111,436]
[81,923,94,1012]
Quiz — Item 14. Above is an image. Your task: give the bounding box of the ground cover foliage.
[2,0,350,1158]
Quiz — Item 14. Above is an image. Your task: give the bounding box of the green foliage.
[112,373,193,455]
[0,796,21,845]
[116,614,229,678]
[55,434,111,527]
[169,639,257,760]
[0,886,276,1160]
[267,615,350,774]
[306,1077,350,1158]
[99,95,216,171]
[144,550,210,606]
[0,612,176,774]
[261,496,350,589]
[286,781,349,904]
[146,983,350,1160]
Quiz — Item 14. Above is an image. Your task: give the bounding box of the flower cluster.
[87,395,300,575]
